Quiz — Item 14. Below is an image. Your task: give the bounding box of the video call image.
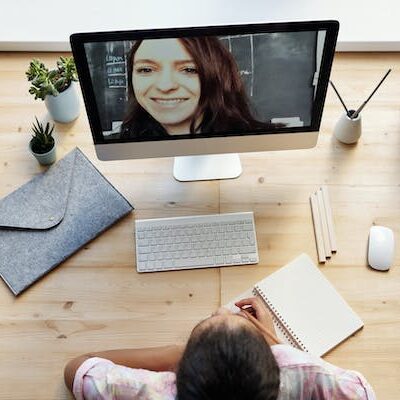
[84,30,327,141]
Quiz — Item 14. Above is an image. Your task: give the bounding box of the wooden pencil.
[310,193,326,263]
[317,189,332,258]
[321,185,337,252]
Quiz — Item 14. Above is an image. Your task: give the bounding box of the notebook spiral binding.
[254,286,309,352]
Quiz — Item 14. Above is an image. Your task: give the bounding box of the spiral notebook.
[225,254,364,356]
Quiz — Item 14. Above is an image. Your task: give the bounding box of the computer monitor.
[71,20,338,181]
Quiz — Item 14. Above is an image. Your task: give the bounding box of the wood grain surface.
[0,52,399,399]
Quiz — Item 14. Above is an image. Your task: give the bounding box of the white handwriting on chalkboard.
[107,64,125,75]
[221,34,255,97]
[108,76,126,88]
[105,54,125,64]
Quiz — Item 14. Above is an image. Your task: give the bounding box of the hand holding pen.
[235,297,281,346]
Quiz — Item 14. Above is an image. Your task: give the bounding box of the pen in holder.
[334,110,361,144]
[330,69,391,145]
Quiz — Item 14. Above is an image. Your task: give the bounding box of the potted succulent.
[29,117,57,165]
[26,57,80,123]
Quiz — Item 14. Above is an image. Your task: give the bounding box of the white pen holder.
[334,111,362,144]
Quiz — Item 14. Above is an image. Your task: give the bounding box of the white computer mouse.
[368,226,395,271]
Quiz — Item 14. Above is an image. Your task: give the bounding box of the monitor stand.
[173,153,242,182]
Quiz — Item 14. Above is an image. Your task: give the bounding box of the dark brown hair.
[121,37,275,139]
[176,319,280,400]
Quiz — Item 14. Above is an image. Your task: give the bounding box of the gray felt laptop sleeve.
[0,147,134,295]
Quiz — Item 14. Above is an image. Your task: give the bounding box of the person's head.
[122,36,265,138]
[176,309,280,400]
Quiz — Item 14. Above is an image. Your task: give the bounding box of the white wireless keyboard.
[135,212,259,273]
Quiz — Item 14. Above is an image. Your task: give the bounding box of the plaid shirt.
[73,344,375,400]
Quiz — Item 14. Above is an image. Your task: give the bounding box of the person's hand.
[235,296,280,345]
[235,296,274,331]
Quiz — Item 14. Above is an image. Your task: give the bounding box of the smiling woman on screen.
[120,36,275,139]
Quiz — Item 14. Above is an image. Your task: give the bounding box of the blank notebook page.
[254,254,364,356]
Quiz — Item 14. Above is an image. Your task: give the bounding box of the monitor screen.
[71,21,338,146]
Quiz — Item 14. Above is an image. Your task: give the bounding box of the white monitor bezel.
[94,131,317,161]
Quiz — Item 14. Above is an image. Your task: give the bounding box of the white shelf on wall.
[1,0,399,52]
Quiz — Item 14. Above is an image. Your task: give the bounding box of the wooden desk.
[0,52,399,399]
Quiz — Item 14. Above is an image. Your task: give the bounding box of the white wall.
[1,0,399,51]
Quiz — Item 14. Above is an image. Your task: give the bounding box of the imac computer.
[70,21,338,181]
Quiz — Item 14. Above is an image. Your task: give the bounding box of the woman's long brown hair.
[121,37,272,139]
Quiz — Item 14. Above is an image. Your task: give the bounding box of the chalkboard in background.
[254,31,317,126]
[84,31,320,135]
[85,41,130,133]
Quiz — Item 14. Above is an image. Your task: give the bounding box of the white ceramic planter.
[29,141,57,165]
[44,82,80,123]
[334,111,362,144]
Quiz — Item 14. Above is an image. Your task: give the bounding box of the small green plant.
[26,56,78,101]
[30,117,55,154]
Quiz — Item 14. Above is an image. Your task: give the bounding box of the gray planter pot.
[44,82,80,123]
[29,141,57,165]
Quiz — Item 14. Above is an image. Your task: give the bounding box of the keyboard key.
[138,254,148,262]
[215,255,224,264]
